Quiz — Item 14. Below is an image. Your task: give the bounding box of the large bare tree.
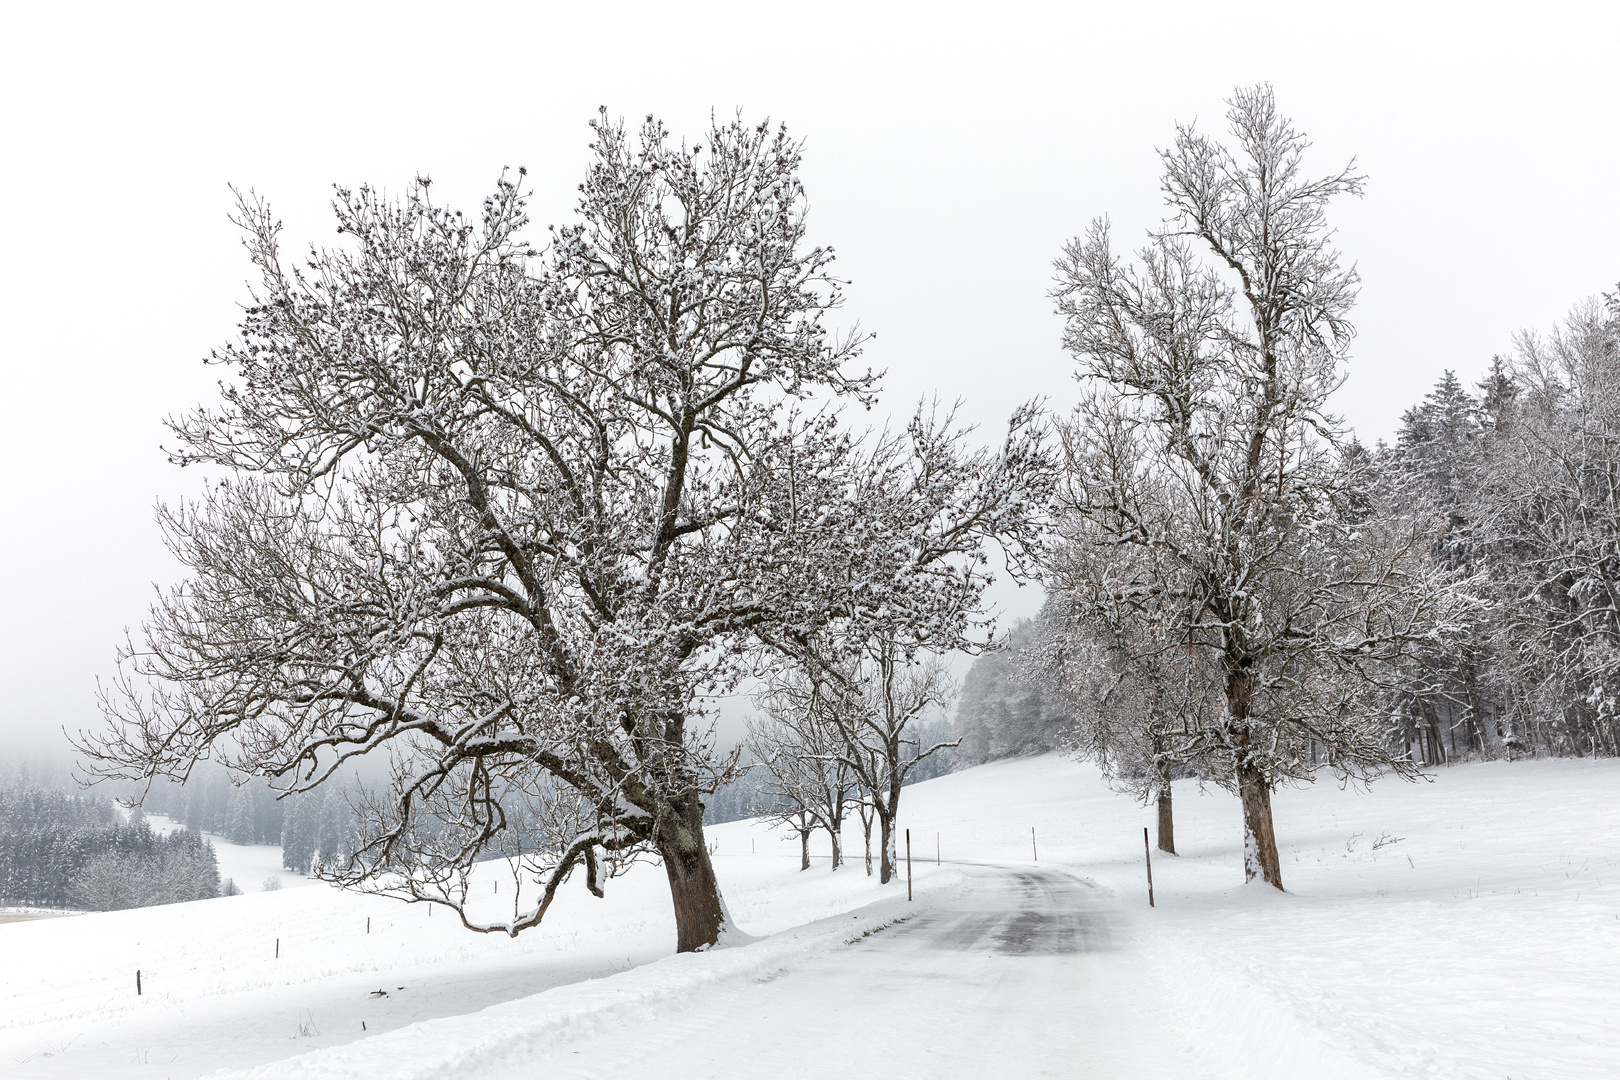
[79,113,908,952]
[1048,86,1469,889]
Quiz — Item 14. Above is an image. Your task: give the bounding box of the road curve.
[536,862,1209,1080]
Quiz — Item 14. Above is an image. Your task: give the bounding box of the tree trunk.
[828,795,845,871]
[1152,753,1175,855]
[1231,731,1283,893]
[800,828,810,871]
[1156,786,1176,855]
[656,796,727,953]
[861,811,874,876]
[1236,757,1281,889]
[877,810,895,884]
[1228,670,1282,890]
[1463,669,1489,756]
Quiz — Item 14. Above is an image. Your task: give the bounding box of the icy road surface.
[528,863,1202,1080]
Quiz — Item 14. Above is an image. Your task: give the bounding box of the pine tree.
[281,795,314,874]
[225,784,256,845]
[1386,370,1494,758]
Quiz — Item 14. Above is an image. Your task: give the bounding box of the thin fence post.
[136,969,141,996]
[1032,826,1038,861]
[906,828,912,902]
[366,917,370,935]
[1143,826,1155,908]
[275,937,280,958]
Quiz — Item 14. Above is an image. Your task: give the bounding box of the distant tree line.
[139,766,283,845]
[138,765,359,873]
[951,621,1072,764]
[0,784,219,910]
[1364,291,1620,762]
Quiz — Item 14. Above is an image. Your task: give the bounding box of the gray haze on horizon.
[2,1,1616,760]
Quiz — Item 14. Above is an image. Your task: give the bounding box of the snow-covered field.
[3,755,1617,1078]
[145,815,316,893]
[0,818,309,928]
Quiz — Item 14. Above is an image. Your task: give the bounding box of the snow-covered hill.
[3,755,1617,1078]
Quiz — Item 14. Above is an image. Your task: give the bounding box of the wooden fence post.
[1143,827,1155,908]
[906,829,912,902]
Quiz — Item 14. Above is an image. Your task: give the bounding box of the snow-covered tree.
[77,111,1050,952]
[742,749,819,871]
[1374,371,1501,763]
[314,788,354,871]
[767,403,1052,885]
[1017,591,1218,855]
[280,793,316,874]
[1046,85,1471,889]
[72,829,221,911]
[809,643,957,884]
[1474,294,1620,755]
[225,782,256,844]
[747,689,855,870]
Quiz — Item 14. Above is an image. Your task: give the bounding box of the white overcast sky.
[1,2,1616,757]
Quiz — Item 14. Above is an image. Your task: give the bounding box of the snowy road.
[526,864,1206,1080]
[26,756,1613,1079]
[908,864,1115,954]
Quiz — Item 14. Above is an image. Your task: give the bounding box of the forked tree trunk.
[657,795,728,953]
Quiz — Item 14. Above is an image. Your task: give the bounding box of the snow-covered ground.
[145,815,316,893]
[4,755,1617,1078]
